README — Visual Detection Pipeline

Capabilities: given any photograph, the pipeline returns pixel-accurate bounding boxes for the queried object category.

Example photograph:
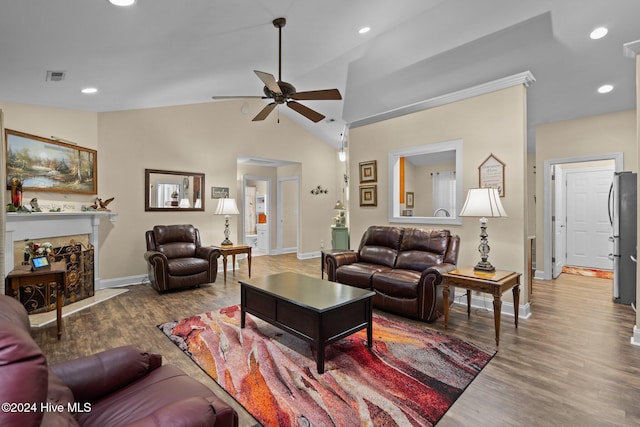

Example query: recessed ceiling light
[109,0,135,6]
[590,27,608,40]
[81,87,98,94]
[597,84,613,94]
[358,27,371,35]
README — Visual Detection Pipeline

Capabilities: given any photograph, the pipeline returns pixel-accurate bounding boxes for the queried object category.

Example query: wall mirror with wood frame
[145,169,205,212]
[388,139,463,225]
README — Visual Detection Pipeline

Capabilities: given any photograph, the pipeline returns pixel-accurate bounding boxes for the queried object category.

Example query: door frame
[542,153,622,280]
[241,175,272,254]
[276,176,300,255]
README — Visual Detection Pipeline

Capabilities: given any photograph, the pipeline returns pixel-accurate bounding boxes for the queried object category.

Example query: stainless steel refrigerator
[608,171,637,305]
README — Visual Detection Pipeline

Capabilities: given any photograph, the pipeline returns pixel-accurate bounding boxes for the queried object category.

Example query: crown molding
[623,40,640,58]
[349,71,536,129]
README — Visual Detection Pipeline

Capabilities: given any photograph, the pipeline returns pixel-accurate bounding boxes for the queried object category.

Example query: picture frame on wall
[359,185,377,207]
[359,160,377,183]
[478,153,505,197]
[5,129,97,195]
[406,191,414,208]
[211,187,229,199]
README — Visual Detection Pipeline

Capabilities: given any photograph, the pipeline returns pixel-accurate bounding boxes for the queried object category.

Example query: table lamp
[214,197,240,246]
[459,188,508,272]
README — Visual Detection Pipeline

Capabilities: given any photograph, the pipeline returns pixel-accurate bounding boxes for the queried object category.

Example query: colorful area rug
[562,265,613,279]
[158,305,495,427]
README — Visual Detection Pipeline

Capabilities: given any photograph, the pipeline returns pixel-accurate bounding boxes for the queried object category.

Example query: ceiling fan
[212,17,342,123]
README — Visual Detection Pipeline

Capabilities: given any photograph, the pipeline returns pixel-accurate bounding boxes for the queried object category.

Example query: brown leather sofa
[326,226,460,322]
[0,294,238,427]
[145,224,220,292]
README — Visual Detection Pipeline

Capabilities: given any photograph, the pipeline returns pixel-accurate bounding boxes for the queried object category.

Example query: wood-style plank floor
[33,254,640,426]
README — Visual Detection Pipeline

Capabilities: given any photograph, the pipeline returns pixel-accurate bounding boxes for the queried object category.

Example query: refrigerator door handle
[608,181,614,226]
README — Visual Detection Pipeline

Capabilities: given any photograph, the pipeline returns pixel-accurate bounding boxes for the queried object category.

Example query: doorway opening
[542,153,622,280]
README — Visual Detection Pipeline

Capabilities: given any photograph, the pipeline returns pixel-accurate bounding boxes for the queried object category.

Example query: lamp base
[473,260,495,272]
[220,239,234,246]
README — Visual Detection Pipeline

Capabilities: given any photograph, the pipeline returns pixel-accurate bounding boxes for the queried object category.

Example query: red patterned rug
[158,305,494,426]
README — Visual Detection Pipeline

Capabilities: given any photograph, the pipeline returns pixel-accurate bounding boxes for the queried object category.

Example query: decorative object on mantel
[478,153,506,197]
[29,198,41,212]
[310,185,328,195]
[90,197,115,211]
[359,160,377,183]
[459,188,508,272]
[5,129,97,195]
[10,177,23,208]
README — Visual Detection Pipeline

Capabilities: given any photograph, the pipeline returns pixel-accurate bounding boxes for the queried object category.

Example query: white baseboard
[534,269,546,280]
[97,274,148,290]
[631,326,640,347]
[298,251,321,260]
[451,290,532,319]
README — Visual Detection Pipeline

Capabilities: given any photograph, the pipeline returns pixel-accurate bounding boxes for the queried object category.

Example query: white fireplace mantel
[5,212,116,289]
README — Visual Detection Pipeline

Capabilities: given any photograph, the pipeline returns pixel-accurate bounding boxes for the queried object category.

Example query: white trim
[452,291,532,319]
[298,250,321,260]
[350,71,535,128]
[542,153,623,280]
[623,40,640,58]
[241,175,272,255]
[97,274,147,289]
[631,325,640,346]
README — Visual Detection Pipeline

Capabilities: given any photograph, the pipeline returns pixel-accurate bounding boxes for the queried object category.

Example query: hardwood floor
[33,254,640,426]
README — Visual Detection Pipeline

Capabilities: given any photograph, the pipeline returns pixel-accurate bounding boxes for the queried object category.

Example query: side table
[214,245,252,284]
[442,267,520,346]
[5,261,67,339]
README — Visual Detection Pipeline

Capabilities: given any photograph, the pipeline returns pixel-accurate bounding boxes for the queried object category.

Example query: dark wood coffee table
[240,272,375,374]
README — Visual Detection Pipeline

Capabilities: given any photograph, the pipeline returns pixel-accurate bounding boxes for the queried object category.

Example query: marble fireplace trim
[4,212,116,294]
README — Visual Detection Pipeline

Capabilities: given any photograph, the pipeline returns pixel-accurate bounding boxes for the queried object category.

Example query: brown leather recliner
[144,224,220,292]
[0,294,238,427]
[326,226,460,322]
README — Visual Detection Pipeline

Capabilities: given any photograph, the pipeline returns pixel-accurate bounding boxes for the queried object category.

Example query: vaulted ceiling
[1,0,638,151]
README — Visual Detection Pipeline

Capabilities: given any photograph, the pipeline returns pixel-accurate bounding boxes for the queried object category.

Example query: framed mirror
[145,169,205,212]
[388,139,463,225]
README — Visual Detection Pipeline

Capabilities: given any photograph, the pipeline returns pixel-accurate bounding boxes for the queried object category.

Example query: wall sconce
[310,185,328,195]
[338,125,347,162]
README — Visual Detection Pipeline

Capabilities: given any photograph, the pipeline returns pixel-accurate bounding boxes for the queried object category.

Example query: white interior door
[565,168,614,269]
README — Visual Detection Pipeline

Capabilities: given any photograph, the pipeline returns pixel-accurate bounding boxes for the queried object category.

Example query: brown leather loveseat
[0,294,238,426]
[326,226,460,322]
[145,224,220,292]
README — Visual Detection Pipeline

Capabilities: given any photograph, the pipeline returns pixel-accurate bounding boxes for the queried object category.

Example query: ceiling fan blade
[252,102,277,121]
[291,89,342,101]
[211,96,264,99]
[287,101,325,123]
[254,70,281,94]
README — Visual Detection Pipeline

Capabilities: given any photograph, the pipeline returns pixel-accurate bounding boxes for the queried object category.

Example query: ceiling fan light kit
[212,17,341,123]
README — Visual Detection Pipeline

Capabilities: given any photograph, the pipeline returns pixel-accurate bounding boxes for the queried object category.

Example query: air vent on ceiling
[46,70,66,82]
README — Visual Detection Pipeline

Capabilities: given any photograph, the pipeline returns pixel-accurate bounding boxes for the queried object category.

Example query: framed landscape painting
[5,129,97,194]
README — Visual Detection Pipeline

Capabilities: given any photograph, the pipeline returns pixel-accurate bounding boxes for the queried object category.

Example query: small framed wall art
[359,160,377,183]
[359,185,377,207]
[478,153,505,197]
[406,191,414,208]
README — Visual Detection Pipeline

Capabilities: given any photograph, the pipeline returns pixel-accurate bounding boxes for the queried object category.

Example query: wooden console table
[5,261,67,339]
[214,245,252,284]
[442,267,520,346]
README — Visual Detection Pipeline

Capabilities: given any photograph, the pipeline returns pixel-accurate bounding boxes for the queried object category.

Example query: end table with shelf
[5,261,67,339]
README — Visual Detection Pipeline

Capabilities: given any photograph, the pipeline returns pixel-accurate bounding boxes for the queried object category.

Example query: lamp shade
[459,188,508,218]
[214,198,239,215]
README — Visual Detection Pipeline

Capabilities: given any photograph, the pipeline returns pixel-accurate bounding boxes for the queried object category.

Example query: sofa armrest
[196,246,220,262]
[325,251,359,281]
[50,345,162,403]
[124,395,238,427]
[424,263,457,279]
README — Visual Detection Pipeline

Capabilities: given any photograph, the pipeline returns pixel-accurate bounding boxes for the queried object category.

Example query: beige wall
[2,100,340,282]
[534,110,637,277]
[349,85,529,300]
